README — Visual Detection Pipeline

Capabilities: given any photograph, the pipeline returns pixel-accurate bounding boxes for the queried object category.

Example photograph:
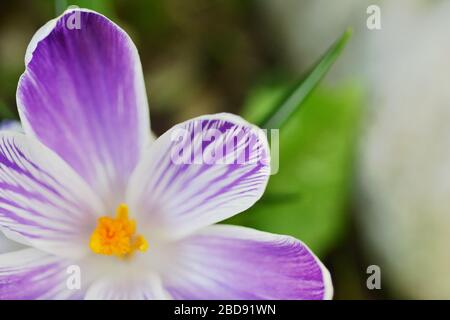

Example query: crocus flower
[0,8,332,300]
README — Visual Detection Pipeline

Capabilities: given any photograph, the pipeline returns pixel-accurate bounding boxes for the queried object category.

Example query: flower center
[89,203,148,258]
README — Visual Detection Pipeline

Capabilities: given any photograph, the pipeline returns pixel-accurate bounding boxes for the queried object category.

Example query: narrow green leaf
[260,28,352,129]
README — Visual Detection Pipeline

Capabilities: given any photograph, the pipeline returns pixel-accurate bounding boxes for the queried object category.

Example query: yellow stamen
[89,203,148,258]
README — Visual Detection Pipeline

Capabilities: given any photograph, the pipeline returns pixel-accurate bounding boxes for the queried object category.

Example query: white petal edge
[18,7,151,150]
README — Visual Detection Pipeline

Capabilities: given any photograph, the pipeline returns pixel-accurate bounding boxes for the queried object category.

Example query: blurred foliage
[227,83,363,256]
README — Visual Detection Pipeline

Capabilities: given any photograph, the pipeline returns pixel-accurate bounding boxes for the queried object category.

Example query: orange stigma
[89,203,148,258]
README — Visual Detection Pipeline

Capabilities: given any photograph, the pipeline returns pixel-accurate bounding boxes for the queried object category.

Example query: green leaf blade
[260,28,353,129]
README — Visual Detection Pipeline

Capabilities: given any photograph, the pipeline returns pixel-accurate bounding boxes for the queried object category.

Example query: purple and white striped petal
[127,113,270,239]
[0,248,81,299]
[162,225,332,300]
[0,132,103,258]
[17,9,151,207]
[85,274,168,300]
[0,120,26,254]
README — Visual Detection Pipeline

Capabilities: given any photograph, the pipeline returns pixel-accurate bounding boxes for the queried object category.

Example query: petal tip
[319,260,334,300]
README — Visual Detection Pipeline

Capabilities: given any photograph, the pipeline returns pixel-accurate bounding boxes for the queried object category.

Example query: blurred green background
[0,0,413,299]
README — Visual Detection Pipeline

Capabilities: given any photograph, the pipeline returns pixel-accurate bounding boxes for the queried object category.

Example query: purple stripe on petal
[17,9,151,206]
[127,113,270,238]
[162,225,332,300]
[0,132,103,258]
[0,248,82,300]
